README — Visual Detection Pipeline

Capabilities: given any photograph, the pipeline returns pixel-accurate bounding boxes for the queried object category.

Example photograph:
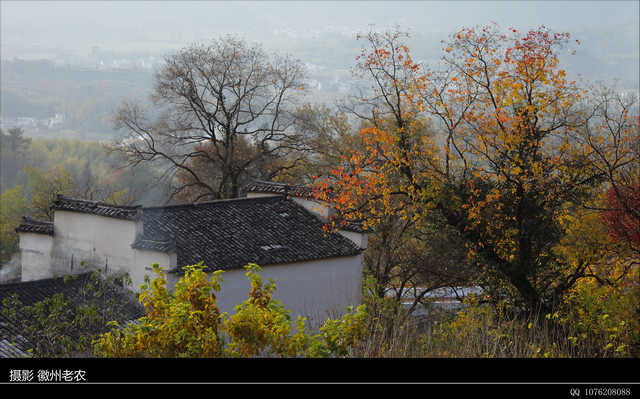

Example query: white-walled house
[15,182,368,321]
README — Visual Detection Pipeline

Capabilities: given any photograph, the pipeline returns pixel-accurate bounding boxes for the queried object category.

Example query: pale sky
[1,1,638,86]
[2,1,637,51]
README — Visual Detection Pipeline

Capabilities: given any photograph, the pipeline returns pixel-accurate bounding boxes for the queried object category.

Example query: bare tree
[112,36,309,201]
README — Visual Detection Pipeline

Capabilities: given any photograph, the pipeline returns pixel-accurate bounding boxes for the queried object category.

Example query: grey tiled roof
[0,273,145,358]
[0,338,30,358]
[15,217,53,235]
[51,195,141,220]
[131,237,176,252]
[245,180,316,198]
[245,181,368,233]
[138,196,362,272]
[334,218,370,233]
[24,191,363,273]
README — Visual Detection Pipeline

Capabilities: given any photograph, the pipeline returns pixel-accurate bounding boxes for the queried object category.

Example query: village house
[14,181,368,321]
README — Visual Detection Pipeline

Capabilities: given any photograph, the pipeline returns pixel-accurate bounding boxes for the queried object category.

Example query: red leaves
[602,184,640,248]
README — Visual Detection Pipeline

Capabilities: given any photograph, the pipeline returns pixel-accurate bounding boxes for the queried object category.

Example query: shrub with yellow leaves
[93,263,368,358]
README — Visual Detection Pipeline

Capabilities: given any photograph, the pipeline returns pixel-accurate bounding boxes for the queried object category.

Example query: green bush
[93,263,368,358]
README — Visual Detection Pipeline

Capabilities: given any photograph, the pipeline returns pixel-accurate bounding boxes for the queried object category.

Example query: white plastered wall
[166,254,364,326]
[131,249,176,291]
[19,209,179,289]
[19,232,54,282]
[246,192,280,198]
[49,210,138,278]
[49,210,177,289]
[291,197,334,222]
[337,229,368,249]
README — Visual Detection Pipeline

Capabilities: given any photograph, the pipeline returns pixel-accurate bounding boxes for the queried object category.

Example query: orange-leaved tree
[318,25,638,314]
[318,31,475,328]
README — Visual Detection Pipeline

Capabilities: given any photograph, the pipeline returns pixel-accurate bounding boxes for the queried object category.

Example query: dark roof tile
[139,196,362,272]
[0,338,30,358]
[334,218,370,233]
[245,181,367,232]
[15,217,53,235]
[0,273,144,357]
[51,195,140,220]
[131,237,176,252]
[244,180,315,198]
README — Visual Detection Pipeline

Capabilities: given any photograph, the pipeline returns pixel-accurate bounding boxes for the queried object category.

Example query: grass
[348,298,637,358]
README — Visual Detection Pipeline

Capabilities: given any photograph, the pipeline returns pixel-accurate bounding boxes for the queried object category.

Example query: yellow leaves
[328,25,639,323]
[557,142,571,153]
[466,248,476,260]
[563,263,639,357]
[530,161,544,178]
[485,189,501,203]
[94,263,370,358]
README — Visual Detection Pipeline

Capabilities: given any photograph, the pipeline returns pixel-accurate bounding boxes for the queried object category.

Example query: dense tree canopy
[0,185,27,265]
[317,25,639,313]
[0,128,31,191]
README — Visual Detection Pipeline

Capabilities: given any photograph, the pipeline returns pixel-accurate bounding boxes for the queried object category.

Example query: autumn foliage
[93,263,368,358]
[602,184,640,250]
[316,24,639,314]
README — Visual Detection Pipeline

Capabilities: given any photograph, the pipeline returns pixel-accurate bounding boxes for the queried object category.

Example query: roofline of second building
[15,216,54,235]
[167,251,364,274]
[141,195,285,211]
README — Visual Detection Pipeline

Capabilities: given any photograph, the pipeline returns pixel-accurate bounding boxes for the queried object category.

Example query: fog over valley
[1,1,638,139]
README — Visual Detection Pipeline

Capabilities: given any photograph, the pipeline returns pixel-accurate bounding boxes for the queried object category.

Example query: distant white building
[386,286,485,316]
[15,182,368,321]
[48,113,64,129]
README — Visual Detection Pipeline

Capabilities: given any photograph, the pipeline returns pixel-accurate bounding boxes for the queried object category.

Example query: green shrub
[93,263,368,358]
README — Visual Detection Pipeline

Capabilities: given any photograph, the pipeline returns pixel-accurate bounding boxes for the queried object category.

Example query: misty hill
[1,59,153,138]
[2,25,637,142]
